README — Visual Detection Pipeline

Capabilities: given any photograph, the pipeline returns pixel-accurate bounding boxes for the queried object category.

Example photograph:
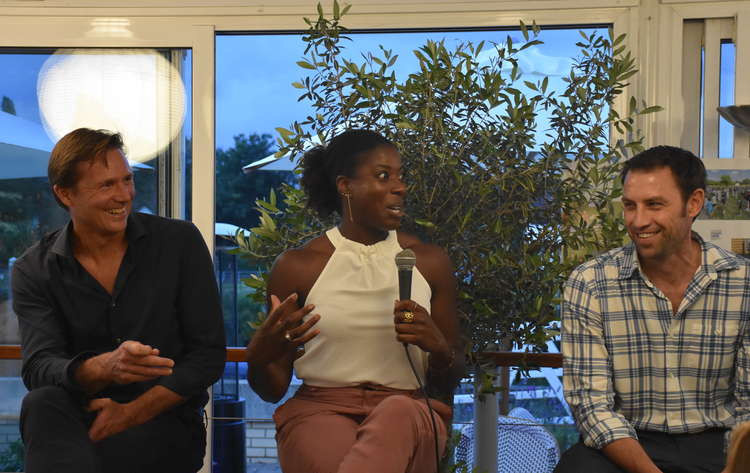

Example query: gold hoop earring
[342,192,354,222]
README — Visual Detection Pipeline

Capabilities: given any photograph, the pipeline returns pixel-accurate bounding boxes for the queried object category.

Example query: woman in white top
[245,130,463,473]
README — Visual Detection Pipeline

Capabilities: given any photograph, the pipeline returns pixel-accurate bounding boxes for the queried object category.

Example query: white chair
[455,407,560,473]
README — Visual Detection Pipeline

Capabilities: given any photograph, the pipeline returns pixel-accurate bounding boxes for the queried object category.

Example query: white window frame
[1,1,748,472]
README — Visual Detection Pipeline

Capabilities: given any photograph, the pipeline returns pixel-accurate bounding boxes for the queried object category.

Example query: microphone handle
[398,268,412,301]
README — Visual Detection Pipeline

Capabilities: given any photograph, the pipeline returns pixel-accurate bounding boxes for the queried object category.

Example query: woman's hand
[246,293,320,366]
[393,299,450,359]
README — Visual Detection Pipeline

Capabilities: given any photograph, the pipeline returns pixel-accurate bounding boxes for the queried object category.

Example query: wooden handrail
[478,351,563,368]
[0,344,21,360]
[227,347,245,363]
[0,345,562,368]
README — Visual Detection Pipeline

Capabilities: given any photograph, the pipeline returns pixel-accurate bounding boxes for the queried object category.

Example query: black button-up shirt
[12,212,226,409]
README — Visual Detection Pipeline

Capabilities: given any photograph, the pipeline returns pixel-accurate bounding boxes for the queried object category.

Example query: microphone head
[395,248,416,271]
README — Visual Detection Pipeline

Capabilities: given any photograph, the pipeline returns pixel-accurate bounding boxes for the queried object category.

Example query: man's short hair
[620,145,706,202]
[48,128,125,209]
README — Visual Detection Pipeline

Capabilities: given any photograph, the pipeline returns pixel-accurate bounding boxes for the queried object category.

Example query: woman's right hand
[245,293,320,366]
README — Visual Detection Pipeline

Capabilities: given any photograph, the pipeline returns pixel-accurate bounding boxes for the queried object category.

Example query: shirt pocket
[683,319,740,380]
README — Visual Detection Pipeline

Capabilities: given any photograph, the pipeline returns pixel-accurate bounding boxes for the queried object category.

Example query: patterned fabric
[455,407,560,473]
[562,234,750,450]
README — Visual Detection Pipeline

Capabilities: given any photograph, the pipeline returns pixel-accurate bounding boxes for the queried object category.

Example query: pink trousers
[273,384,452,473]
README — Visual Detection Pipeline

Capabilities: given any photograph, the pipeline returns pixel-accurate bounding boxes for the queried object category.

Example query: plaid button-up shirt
[562,235,750,449]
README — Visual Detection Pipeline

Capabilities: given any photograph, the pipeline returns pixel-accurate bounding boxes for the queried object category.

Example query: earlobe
[335,175,350,196]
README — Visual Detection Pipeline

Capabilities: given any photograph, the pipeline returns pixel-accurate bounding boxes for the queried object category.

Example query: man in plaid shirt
[555,146,749,473]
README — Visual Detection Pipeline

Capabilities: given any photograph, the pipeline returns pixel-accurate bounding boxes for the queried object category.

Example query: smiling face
[338,144,406,232]
[54,148,135,239]
[622,166,703,264]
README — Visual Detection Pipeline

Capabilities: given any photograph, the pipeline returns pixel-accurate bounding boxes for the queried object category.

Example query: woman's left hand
[393,299,451,358]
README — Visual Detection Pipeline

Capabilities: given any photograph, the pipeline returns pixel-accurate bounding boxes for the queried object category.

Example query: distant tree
[741,178,750,186]
[0,438,23,472]
[0,190,29,265]
[215,133,295,230]
[0,179,66,266]
[1,96,16,115]
[0,179,67,302]
[720,174,733,186]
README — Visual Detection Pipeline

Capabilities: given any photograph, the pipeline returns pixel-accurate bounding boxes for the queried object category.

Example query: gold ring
[284,332,292,341]
[402,311,414,323]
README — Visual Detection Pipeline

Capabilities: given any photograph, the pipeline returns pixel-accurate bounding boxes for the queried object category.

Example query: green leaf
[257,199,279,213]
[395,121,416,129]
[275,127,293,139]
[414,219,436,228]
[296,60,316,70]
[520,21,529,41]
[518,39,543,52]
[639,105,663,115]
[291,81,305,89]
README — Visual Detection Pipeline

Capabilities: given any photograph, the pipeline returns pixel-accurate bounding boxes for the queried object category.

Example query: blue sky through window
[0,49,192,173]
[216,27,607,170]
[719,40,736,158]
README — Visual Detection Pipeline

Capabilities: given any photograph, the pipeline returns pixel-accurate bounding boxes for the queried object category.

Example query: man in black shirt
[12,128,226,473]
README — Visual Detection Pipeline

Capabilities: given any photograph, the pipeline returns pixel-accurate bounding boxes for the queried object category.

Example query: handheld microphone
[395,248,416,301]
[394,248,441,472]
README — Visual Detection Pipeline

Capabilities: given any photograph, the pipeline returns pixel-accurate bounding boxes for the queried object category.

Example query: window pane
[0,360,25,473]
[215,26,606,342]
[0,48,191,473]
[718,39,735,158]
[214,26,605,471]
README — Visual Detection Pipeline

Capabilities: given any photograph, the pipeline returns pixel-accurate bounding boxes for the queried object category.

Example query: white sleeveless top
[294,227,432,389]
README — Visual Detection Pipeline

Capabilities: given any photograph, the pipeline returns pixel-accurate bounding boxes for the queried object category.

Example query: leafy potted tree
[234,2,660,470]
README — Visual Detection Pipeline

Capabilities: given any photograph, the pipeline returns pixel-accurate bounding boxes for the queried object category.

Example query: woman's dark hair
[300,129,393,217]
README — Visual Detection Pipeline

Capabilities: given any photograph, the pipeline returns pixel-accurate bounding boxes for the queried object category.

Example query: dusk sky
[215,27,602,169]
[0,26,737,172]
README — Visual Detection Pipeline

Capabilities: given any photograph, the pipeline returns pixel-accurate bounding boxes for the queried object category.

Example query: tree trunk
[473,367,499,473]
[473,338,513,472]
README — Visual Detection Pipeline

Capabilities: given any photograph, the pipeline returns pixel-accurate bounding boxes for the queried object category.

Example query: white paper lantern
[37,49,186,162]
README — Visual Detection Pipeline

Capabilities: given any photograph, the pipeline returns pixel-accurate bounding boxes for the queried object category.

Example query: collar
[50,212,148,258]
[617,231,741,280]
